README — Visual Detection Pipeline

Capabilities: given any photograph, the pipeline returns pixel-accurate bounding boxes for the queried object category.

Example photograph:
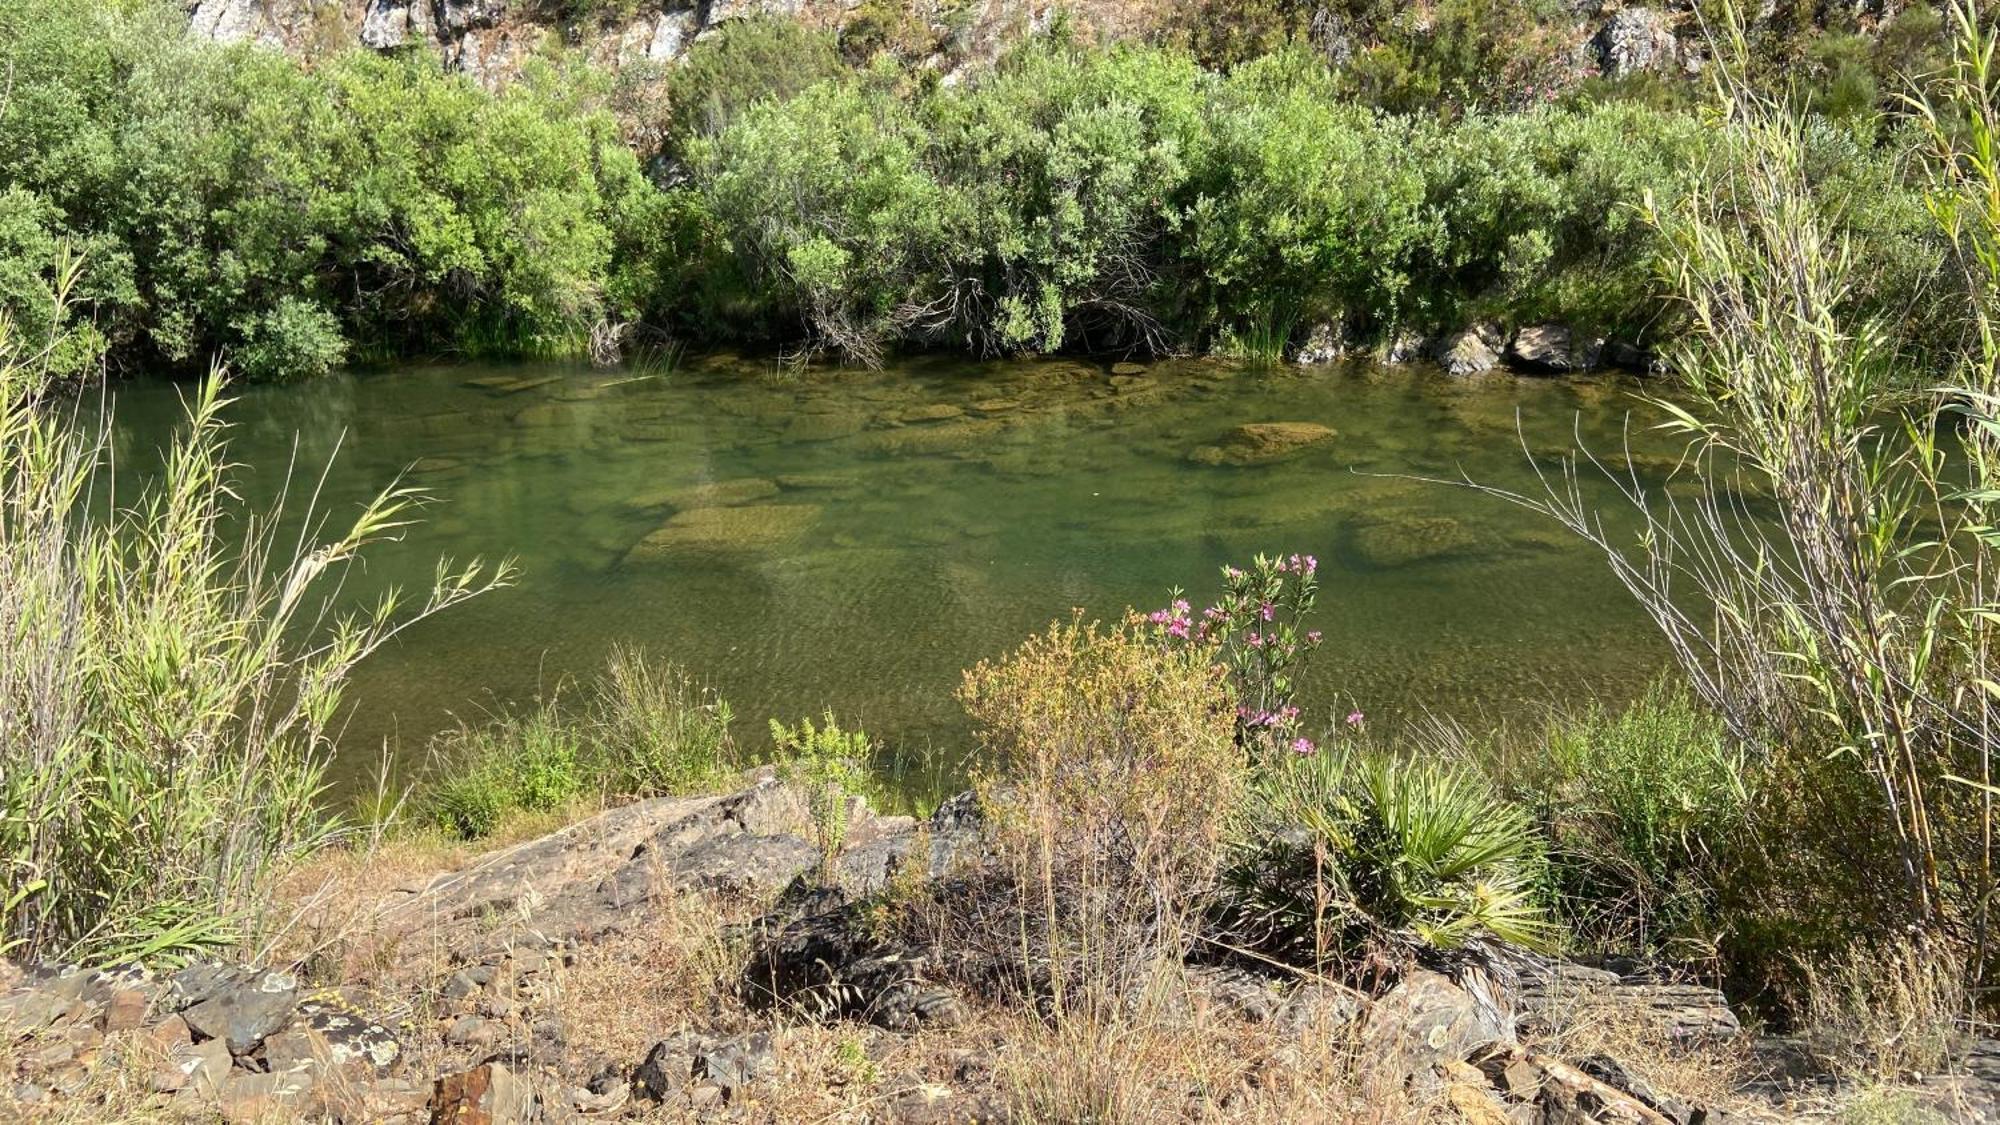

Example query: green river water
[103,353,1683,791]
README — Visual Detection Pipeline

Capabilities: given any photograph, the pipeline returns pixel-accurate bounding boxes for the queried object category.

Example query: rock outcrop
[2,777,1988,1122]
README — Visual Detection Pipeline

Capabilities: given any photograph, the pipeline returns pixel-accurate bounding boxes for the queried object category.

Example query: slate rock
[180,968,299,1056]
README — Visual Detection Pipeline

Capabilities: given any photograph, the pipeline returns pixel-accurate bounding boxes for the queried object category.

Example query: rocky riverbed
[3,776,1994,1122]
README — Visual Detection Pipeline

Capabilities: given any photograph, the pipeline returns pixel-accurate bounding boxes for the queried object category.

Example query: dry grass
[1530,989,1754,1112]
[1802,939,1969,1081]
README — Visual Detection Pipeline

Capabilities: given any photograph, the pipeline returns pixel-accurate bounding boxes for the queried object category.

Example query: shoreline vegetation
[0,0,1967,382]
[4,0,2000,1121]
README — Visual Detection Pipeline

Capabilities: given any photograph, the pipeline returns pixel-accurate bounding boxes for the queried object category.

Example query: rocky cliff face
[179,0,1069,84]
[181,0,1712,89]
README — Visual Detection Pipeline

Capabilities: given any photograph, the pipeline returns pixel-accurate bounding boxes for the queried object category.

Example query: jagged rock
[1357,970,1511,1097]
[1383,332,1432,364]
[430,1061,540,1124]
[1188,422,1337,467]
[360,0,433,48]
[649,9,702,60]
[263,1001,403,1073]
[439,0,508,34]
[742,897,963,1031]
[217,1067,317,1123]
[186,0,285,46]
[1593,7,1680,76]
[1439,325,1503,376]
[1515,958,1741,1042]
[155,1036,231,1096]
[1293,323,1348,365]
[1510,324,1582,372]
[177,967,299,1057]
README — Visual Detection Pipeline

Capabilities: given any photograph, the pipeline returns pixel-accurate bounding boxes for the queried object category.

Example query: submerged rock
[784,411,869,442]
[622,503,822,562]
[1348,515,1485,568]
[1189,422,1337,467]
[622,477,780,513]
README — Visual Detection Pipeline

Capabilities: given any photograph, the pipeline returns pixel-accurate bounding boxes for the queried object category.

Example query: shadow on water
[99,353,1682,793]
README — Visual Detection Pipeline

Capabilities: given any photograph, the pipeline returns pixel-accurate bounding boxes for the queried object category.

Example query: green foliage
[1519,685,1749,958]
[0,0,651,379]
[0,263,507,962]
[425,650,740,841]
[592,646,735,797]
[1229,748,1550,966]
[665,16,845,150]
[427,705,589,839]
[769,711,871,862]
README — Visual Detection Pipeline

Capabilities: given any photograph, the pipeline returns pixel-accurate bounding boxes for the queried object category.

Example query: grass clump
[423,648,738,841]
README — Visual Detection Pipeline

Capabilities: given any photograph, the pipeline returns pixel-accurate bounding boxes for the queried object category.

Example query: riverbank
[2,772,1991,1123]
[0,0,1957,384]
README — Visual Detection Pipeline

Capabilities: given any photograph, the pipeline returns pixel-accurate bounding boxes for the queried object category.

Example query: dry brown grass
[1529,989,1753,1113]
[1802,938,1970,1082]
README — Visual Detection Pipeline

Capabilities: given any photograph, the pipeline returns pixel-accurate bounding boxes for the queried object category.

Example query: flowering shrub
[1146,553,1326,758]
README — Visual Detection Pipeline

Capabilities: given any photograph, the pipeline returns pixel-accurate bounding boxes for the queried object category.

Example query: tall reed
[0,259,510,964]
[1478,0,2000,993]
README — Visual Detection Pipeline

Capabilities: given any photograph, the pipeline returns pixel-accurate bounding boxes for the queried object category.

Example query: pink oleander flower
[1345,710,1365,727]
[1167,620,1190,639]
[1291,737,1316,755]
[1171,599,1191,615]
[1260,602,1275,621]
[1306,630,1323,644]
[1247,632,1265,648]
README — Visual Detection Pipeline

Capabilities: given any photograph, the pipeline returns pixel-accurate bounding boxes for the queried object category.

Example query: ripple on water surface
[103,354,1679,789]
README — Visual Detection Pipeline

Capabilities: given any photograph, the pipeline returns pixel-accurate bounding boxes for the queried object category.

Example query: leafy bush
[957,615,1244,999]
[1227,747,1550,967]
[1147,553,1326,757]
[664,16,845,151]
[769,711,872,865]
[0,0,653,378]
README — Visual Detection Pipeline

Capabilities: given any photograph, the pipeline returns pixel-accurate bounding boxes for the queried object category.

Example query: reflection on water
[103,353,1682,789]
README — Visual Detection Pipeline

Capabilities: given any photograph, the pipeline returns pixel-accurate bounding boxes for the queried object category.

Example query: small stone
[157,1036,231,1096]
[217,1067,317,1124]
[444,967,493,1000]
[104,986,149,1032]
[430,1062,540,1125]
[686,1082,724,1109]
[694,1031,775,1094]
[633,1035,695,1101]
[447,1015,503,1049]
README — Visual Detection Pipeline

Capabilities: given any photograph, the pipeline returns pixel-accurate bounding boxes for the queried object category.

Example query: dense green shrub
[1512,685,1749,959]
[0,0,652,379]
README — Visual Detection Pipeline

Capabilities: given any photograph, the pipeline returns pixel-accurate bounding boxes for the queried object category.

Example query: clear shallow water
[102,353,1681,790]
